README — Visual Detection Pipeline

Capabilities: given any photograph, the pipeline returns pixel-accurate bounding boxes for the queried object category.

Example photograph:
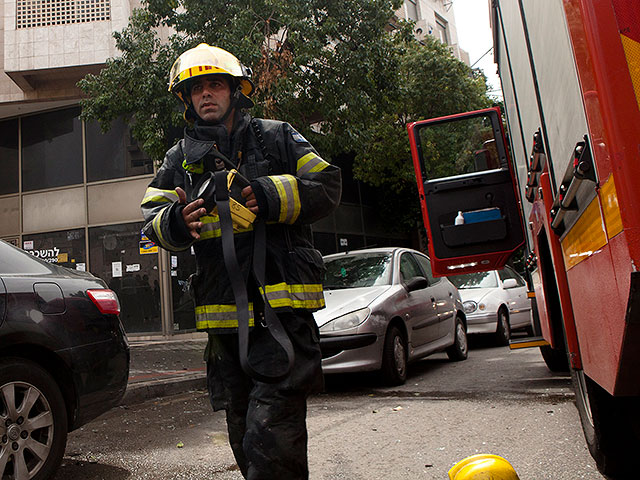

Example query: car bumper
[465,312,498,334]
[319,333,381,374]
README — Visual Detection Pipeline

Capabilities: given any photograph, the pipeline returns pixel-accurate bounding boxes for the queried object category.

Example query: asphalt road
[53,336,604,479]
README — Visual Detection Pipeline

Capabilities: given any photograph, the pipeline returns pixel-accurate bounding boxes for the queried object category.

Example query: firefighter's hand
[241,186,259,214]
[176,187,206,240]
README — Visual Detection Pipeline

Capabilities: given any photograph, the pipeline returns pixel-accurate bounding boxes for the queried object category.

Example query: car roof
[322,247,425,260]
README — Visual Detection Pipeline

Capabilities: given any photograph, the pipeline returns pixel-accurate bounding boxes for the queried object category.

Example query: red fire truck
[407,1,640,477]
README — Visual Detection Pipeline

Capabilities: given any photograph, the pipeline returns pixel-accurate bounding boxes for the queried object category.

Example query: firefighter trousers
[205,311,324,480]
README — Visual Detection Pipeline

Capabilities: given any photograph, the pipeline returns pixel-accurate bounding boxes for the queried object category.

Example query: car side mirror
[503,278,518,289]
[406,276,429,292]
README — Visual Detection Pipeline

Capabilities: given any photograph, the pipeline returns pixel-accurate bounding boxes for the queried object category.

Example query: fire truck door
[407,107,525,277]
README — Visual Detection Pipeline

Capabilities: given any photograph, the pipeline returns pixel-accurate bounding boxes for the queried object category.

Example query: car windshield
[448,271,498,289]
[323,253,392,289]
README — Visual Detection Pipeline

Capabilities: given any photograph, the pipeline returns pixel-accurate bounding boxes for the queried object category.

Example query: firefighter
[140,43,342,479]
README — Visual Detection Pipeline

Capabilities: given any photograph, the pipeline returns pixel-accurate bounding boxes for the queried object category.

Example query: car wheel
[380,325,407,386]
[539,344,569,372]
[0,358,68,480]
[446,316,468,361]
[495,308,510,346]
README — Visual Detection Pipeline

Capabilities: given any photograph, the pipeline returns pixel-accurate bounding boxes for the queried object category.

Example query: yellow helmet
[168,43,254,109]
[448,454,520,480]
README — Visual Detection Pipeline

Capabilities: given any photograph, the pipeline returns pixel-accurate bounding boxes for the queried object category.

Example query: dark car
[0,239,130,479]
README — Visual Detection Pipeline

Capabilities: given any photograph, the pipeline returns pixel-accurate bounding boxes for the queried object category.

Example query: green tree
[78,0,491,234]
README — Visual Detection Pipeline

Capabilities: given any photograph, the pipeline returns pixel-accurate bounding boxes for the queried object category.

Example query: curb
[121,373,207,406]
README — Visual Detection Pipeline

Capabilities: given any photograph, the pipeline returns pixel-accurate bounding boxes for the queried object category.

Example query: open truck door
[407,107,526,277]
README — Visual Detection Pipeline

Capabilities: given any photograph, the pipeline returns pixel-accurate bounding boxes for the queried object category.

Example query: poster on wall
[139,232,158,255]
[112,261,123,278]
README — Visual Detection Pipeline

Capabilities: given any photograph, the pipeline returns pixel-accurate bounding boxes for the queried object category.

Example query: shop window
[89,222,161,334]
[86,118,153,182]
[22,107,83,191]
[0,119,19,195]
[22,228,86,270]
[169,250,196,332]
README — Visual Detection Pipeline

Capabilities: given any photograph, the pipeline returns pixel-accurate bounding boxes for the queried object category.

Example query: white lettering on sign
[125,264,141,273]
[26,247,60,263]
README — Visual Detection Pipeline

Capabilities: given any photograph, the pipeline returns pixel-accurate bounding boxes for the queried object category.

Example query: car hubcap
[457,323,468,355]
[393,336,406,376]
[0,382,54,480]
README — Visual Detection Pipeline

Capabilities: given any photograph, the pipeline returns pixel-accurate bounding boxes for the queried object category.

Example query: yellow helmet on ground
[168,43,255,113]
[448,454,520,480]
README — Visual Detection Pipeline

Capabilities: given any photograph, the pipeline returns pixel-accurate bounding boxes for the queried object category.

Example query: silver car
[315,247,467,385]
[448,266,533,345]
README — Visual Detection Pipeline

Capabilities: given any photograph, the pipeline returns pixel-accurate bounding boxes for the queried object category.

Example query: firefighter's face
[189,75,232,124]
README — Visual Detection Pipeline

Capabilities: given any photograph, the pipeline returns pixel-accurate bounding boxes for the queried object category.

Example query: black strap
[214,171,294,383]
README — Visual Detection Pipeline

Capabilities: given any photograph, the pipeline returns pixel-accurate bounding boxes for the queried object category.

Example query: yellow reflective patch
[600,175,623,239]
[561,196,607,270]
[620,34,640,111]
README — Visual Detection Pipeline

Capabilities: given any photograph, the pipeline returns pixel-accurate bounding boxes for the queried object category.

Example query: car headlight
[319,308,370,333]
[463,301,477,314]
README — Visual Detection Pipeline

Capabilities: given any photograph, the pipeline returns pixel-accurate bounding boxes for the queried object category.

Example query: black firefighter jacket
[140,113,342,333]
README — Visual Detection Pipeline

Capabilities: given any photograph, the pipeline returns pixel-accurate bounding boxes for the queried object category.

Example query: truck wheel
[572,369,640,478]
[0,358,68,480]
[495,309,510,346]
[446,316,468,361]
[380,325,407,386]
[539,343,569,372]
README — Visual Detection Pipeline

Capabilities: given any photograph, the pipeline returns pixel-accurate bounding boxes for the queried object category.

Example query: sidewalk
[122,336,209,405]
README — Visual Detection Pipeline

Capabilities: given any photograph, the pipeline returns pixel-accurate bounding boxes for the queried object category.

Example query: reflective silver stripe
[269,175,301,224]
[260,283,325,309]
[195,303,254,329]
[296,152,330,176]
[142,187,179,205]
[200,215,221,239]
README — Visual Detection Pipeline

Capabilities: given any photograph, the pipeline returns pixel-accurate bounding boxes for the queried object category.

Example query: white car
[314,247,467,385]
[447,266,532,345]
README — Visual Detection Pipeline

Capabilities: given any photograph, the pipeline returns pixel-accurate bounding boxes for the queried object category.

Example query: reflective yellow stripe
[195,303,255,329]
[561,196,607,270]
[270,175,301,224]
[151,206,181,251]
[259,282,325,309]
[620,34,640,110]
[600,175,623,239]
[296,152,330,176]
[182,159,204,174]
[142,187,178,205]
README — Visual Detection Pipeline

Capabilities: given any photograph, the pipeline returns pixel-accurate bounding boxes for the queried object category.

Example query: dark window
[86,118,153,182]
[313,232,337,255]
[414,253,436,284]
[0,119,18,195]
[22,107,83,191]
[170,250,196,332]
[89,222,161,334]
[399,252,422,282]
[22,228,86,270]
[0,240,50,274]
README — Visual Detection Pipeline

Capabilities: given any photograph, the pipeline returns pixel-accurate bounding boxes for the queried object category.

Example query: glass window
[22,228,86,270]
[406,0,418,21]
[89,222,161,334]
[399,252,422,282]
[499,266,526,287]
[435,15,449,45]
[170,250,196,332]
[86,118,153,182]
[0,240,51,275]
[414,253,436,284]
[22,108,83,191]
[0,119,18,195]
[449,270,499,289]
[323,252,392,289]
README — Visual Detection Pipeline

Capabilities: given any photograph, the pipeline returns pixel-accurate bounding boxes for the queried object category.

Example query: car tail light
[87,289,121,315]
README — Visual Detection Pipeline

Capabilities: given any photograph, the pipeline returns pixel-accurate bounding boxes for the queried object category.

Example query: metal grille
[16,0,111,29]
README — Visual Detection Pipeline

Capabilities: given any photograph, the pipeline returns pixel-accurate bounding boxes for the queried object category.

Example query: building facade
[0,0,464,338]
